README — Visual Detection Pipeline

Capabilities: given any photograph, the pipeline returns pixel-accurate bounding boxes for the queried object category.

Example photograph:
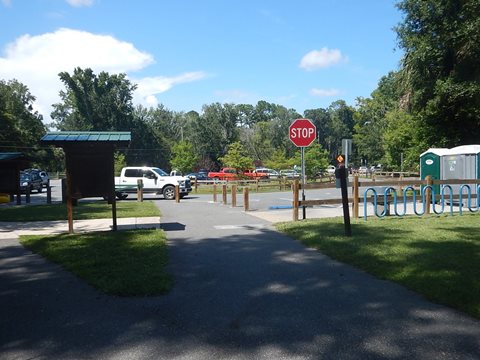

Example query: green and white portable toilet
[420,148,450,194]
[420,145,480,195]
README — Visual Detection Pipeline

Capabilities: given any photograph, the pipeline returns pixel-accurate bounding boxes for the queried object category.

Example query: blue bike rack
[364,184,462,220]
[458,184,480,215]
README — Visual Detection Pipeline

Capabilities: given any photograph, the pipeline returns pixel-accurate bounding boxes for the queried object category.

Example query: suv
[20,171,43,193]
[24,169,50,187]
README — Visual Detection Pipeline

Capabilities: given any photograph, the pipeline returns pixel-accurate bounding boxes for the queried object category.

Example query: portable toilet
[420,148,451,194]
[420,145,480,195]
[442,145,480,195]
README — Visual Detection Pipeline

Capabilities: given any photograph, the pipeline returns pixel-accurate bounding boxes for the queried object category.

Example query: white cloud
[310,88,341,97]
[0,28,205,122]
[1,0,11,6]
[66,0,94,7]
[299,47,345,71]
[133,72,208,107]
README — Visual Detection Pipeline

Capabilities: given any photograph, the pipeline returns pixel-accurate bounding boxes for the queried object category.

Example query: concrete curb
[0,216,161,239]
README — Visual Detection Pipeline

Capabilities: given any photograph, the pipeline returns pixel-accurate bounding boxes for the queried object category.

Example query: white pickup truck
[114,167,192,200]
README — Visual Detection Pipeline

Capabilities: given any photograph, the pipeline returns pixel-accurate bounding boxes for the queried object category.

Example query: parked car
[279,169,300,179]
[19,171,43,193]
[24,169,50,187]
[326,165,336,175]
[358,166,369,174]
[254,168,280,179]
[186,172,211,181]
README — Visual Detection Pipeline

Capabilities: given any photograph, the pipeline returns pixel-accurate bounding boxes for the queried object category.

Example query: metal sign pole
[301,146,306,220]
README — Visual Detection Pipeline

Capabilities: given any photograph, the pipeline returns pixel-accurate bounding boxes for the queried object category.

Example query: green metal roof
[41,131,131,144]
[0,152,26,162]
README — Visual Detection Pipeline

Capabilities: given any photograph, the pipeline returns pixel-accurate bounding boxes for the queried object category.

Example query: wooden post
[256,179,259,192]
[25,186,31,204]
[67,196,74,234]
[61,178,67,204]
[109,153,117,232]
[194,179,198,193]
[338,167,352,236]
[426,175,432,215]
[231,184,237,207]
[213,184,217,202]
[353,175,359,219]
[293,179,299,221]
[137,179,144,202]
[175,185,180,203]
[243,187,249,211]
[46,185,52,204]
[222,184,227,205]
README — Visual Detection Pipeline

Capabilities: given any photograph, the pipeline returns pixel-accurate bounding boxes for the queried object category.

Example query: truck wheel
[116,193,128,200]
[163,185,175,200]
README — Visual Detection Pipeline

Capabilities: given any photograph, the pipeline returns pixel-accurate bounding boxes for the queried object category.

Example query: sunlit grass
[0,201,160,222]
[20,229,171,296]
[276,214,480,318]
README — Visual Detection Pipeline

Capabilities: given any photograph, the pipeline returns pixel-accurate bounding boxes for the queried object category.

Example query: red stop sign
[289,118,317,147]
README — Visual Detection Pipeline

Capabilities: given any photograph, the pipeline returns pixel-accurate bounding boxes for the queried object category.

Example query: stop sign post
[289,118,317,147]
[289,118,316,220]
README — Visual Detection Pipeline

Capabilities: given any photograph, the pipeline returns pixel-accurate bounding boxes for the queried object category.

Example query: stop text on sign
[290,127,315,139]
[289,118,317,147]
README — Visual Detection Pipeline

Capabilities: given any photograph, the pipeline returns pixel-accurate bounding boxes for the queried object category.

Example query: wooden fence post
[222,184,227,205]
[231,184,237,207]
[353,175,359,219]
[293,179,299,221]
[213,184,217,202]
[243,187,249,211]
[137,179,143,202]
[46,185,52,204]
[175,185,180,203]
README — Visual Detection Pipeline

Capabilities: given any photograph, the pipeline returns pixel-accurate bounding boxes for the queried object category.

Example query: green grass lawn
[276,214,480,319]
[0,200,160,222]
[20,229,172,296]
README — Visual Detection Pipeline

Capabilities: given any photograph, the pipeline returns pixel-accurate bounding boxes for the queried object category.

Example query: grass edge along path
[20,229,172,296]
[0,201,160,222]
[275,214,480,319]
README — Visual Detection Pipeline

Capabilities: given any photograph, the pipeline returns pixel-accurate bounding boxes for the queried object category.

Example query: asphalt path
[1,194,480,359]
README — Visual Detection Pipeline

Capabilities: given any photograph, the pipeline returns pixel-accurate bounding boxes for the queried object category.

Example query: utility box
[420,145,480,195]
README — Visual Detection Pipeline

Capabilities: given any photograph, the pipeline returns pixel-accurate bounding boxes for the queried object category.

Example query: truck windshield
[152,168,169,177]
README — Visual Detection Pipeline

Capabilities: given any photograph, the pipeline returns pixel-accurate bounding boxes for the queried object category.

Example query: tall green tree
[263,149,296,170]
[293,143,329,177]
[0,79,47,165]
[170,141,198,174]
[218,141,254,170]
[325,100,355,160]
[353,72,401,167]
[51,67,137,131]
[396,0,480,146]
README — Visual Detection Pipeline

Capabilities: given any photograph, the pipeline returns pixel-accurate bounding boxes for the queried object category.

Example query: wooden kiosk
[41,131,131,233]
[0,152,29,204]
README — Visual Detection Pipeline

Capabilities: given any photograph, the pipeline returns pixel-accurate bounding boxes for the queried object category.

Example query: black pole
[336,166,352,236]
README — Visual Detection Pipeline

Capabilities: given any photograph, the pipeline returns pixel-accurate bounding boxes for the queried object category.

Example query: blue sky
[0,0,404,122]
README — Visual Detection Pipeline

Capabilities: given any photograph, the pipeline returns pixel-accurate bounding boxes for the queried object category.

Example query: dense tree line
[2,0,478,174]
